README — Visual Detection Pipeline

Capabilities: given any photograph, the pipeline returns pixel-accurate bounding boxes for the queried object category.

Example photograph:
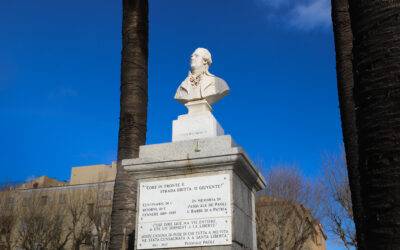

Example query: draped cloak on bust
[174,72,229,105]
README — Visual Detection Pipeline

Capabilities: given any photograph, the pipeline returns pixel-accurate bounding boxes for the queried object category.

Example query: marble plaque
[137,174,232,249]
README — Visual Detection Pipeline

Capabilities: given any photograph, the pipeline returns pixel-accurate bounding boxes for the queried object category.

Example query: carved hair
[195,48,212,66]
[191,48,214,76]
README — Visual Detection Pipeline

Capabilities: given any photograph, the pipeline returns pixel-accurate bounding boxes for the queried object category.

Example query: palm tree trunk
[330,0,365,248]
[109,0,148,249]
[348,1,400,248]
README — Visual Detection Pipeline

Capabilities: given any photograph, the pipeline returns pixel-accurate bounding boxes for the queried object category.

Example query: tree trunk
[348,0,400,248]
[109,0,148,249]
[330,0,365,248]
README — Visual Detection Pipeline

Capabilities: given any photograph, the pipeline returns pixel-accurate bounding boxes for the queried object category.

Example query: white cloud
[257,0,331,31]
[289,0,331,30]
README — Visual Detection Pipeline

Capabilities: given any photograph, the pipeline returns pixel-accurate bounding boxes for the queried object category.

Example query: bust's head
[190,48,212,74]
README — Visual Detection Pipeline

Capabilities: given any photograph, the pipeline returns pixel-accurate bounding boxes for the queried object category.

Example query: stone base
[172,100,224,142]
[123,136,265,250]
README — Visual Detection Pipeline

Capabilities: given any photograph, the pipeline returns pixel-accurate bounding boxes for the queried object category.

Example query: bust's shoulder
[212,76,229,92]
[178,76,191,89]
[214,76,226,84]
[203,74,226,84]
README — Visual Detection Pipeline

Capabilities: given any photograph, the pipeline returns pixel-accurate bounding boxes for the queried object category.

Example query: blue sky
[0,0,347,248]
[1,0,340,180]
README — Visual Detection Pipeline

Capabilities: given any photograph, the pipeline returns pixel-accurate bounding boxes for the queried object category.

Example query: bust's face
[190,50,205,70]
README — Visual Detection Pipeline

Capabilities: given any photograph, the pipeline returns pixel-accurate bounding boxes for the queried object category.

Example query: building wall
[256,196,327,250]
[70,162,116,185]
[0,164,116,250]
[1,182,114,250]
[20,176,66,189]
[303,223,327,250]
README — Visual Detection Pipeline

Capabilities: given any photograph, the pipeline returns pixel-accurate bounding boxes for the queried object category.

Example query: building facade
[256,196,327,250]
[0,163,116,250]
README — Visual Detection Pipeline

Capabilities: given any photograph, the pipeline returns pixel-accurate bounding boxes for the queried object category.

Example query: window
[59,194,66,204]
[6,197,15,206]
[40,195,48,206]
[84,232,93,246]
[23,197,29,207]
[102,191,113,200]
[87,203,94,217]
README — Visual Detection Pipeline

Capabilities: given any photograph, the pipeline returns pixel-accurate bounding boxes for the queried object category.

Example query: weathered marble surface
[172,107,224,142]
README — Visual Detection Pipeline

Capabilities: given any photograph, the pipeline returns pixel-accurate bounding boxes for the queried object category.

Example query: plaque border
[135,172,233,249]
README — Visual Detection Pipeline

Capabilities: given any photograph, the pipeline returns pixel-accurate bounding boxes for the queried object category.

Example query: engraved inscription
[137,174,231,249]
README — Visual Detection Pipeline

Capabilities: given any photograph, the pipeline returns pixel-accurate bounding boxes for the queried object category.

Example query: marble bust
[174,48,229,105]
[172,48,227,141]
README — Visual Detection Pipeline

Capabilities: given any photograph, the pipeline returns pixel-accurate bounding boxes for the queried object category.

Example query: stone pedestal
[172,100,224,142]
[123,135,265,250]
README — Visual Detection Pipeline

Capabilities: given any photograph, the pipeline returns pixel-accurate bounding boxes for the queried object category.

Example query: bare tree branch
[257,165,325,249]
[322,151,357,248]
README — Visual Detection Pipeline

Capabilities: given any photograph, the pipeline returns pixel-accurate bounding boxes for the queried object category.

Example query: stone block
[172,111,224,142]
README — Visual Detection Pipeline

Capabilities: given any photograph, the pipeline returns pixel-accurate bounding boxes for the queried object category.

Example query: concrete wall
[70,162,116,185]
